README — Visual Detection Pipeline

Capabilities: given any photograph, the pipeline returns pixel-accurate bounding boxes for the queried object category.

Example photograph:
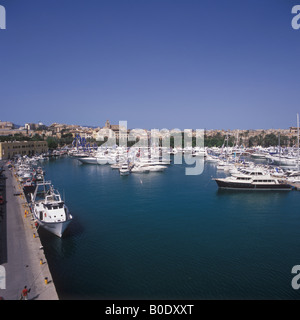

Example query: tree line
[0,131,297,149]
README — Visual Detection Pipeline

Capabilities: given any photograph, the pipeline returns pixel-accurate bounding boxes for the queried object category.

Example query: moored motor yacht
[30,181,73,237]
[131,165,150,173]
[77,156,98,164]
[213,174,291,190]
[119,164,130,176]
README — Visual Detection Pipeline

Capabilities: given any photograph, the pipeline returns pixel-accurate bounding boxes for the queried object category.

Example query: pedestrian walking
[20,286,30,300]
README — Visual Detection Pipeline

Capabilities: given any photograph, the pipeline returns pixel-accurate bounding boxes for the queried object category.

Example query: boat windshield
[44,202,64,209]
[45,194,61,202]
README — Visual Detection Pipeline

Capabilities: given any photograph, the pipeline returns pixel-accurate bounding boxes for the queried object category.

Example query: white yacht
[146,165,167,172]
[111,163,122,169]
[131,165,150,173]
[251,152,268,159]
[135,157,169,169]
[267,155,299,166]
[30,181,73,237]
[205,155,219,162]
[119,164,130,176]
[77,156,98,164]
[213,174,291,190]
[213,167,291,190]
[216,160,227,170]
[97,154,114,165]
[231,167,269,178]
[192,148,207,157]
[77,152,115,165]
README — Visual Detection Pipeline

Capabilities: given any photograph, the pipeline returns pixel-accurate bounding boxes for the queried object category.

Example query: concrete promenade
[0,165,58,300]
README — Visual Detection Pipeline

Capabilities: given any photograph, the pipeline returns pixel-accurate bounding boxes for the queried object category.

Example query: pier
[0,164,58,300]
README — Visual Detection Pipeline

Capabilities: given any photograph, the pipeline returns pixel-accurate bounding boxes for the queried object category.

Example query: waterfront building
[0,141,48,160]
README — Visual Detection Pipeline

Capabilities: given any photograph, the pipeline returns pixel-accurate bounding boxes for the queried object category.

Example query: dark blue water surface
[38,157,300,299]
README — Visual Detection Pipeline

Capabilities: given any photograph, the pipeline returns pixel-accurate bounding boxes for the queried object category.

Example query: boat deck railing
[36,180,52,186]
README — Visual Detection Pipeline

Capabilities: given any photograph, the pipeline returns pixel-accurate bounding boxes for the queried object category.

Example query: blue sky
[0,0,300,130]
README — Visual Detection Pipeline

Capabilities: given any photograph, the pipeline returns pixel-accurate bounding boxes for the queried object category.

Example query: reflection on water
[216,188,290,208]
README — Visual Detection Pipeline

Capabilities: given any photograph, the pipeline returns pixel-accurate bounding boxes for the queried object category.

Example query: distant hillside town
[0,120,299,149]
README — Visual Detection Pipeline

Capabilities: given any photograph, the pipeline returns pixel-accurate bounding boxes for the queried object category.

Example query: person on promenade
[20,286,30,300]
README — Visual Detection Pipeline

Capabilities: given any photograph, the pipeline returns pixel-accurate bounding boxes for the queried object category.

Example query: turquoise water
[38,157,300,299]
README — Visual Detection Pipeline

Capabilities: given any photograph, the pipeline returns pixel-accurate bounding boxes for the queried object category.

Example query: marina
[3,144,300,299]
[0,0,300,304]
[1,0,300,303]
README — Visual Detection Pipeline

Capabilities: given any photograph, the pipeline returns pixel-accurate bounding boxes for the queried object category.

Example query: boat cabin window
[46,196,54,202]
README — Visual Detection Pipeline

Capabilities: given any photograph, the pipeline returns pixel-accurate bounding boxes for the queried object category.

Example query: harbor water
[38,156,300,299]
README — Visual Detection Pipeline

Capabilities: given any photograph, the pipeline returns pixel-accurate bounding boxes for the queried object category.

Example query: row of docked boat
[249,146,300,167]
[70,145,246,162]
[9,156,73,237]
[117,161,169,176]
[212,158,300,190]
[69,143,300,179]
[70,146,172,175]
[13,158,46,194]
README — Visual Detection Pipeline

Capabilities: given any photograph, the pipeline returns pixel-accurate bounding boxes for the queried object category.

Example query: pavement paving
[0,164,58,300]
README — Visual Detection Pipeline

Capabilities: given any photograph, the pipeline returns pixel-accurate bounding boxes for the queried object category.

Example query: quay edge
[0,162,59,300]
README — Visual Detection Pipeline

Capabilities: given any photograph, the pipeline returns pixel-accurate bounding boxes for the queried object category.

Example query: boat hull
[77,157,98,164]
[131,169,150,173]
[120,171,130,176]
[23,185,36,195]
[147,166,166,172]
[214,179,292,190]
[35,217,72,237]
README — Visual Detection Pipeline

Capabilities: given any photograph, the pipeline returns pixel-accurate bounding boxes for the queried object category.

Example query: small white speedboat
[119,164,130,176]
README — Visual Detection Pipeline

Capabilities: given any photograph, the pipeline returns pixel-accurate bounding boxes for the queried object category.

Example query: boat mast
[226,132,229,163]
[278,133,281,166]
[297,113,299,170]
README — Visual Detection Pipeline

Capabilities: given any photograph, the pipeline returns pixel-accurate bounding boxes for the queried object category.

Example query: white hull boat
[77,157,98,164]
[145,165,167,172]
[119,164,130,175]
[31,181,73,237]
[38,219,72,238]
[131,165,150,173]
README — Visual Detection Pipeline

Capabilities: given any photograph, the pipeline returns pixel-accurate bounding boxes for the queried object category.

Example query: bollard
[33,233,36,238]
[44,277,48,285]
[40,258,43,265]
